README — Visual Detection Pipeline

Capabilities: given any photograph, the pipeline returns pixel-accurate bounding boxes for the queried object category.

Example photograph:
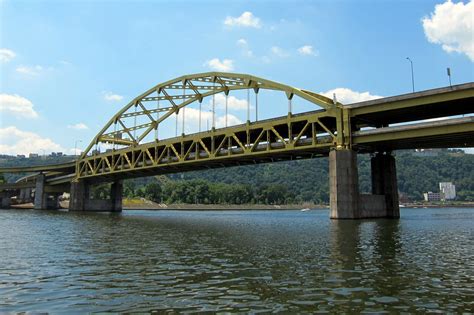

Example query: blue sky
[1,0,473,155]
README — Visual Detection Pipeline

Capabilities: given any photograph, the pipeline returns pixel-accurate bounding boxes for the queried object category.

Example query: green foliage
[144,182,162,202]
[90,183,110,199]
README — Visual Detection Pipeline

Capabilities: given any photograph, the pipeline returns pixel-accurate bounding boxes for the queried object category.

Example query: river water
[0,208,472,313]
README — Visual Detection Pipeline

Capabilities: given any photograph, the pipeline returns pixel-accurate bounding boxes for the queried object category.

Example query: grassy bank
[123,198,324,210]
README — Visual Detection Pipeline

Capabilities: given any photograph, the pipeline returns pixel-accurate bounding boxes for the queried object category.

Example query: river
[0,208,472,313]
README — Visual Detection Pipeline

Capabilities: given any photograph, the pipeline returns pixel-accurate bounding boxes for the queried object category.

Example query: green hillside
[161,149,473,203]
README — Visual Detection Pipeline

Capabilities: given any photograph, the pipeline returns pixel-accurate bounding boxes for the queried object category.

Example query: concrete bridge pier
[329,149,360,219]
[34,174,60,210]
[19,188,33,204]
[69,180,122,212]
[329,149,399,219]
[371,152,400,218]
[0,192,12,208]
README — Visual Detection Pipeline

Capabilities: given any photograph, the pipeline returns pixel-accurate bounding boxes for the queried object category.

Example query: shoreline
[122,199,324,210]
[6,200,474,211]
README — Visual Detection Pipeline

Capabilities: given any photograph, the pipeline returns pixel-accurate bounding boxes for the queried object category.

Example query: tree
[145,182,162,202]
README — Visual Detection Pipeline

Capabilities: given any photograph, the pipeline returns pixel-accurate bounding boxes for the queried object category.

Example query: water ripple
[0,208,472,312]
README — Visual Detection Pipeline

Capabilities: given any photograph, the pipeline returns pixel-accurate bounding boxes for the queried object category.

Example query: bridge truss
[78,72,350,181]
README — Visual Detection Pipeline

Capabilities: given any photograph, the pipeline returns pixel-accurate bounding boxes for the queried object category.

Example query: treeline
[2,149,473,203]
[122,180,295,204]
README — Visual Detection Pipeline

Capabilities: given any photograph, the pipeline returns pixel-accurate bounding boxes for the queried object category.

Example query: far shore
[5,199,474,211]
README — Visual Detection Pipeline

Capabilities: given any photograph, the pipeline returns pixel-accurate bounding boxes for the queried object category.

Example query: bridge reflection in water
[1,73,473,219]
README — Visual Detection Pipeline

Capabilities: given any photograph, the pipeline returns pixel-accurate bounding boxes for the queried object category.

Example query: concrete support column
[19,189,27,203]
[110,180,123,212]
[329,149,360,219]
[1,195,11,208]
[371,153,400,218]
[34,174,47,210]
[69,180,122,212]
[18,188,32,204]
[69,181,89,211]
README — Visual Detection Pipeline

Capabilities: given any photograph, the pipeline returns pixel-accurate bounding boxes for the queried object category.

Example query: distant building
[29,153,39,158]
[412,149,441,157]
[16,154,26,158]
[439,182,456,200]
[50,152,57,157]
[56,152,63,156]
[424,191,442,202]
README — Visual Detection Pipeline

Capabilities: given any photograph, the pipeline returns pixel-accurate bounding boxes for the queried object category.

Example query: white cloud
[213,93,249,111]
[16,65,44,76]
[216,114,242,127]
[204,58,235,71]
[177,107,242,133]
[67,122,88,130]
[237,38,247,46]
[320,88,383,104]
[0,126,66,156]
[422,0,474,61]
[0,48,16,62]
[271,46,289,57]
[224,11,262,28]
[297,45,318,56]
[237,38,253,57]
[103,92,124,102]
[0,94,39,119]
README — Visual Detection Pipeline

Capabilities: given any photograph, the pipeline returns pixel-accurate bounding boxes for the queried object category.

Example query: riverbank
[122,198,323,210]
[402,202,474,208]
[6,199,474,210]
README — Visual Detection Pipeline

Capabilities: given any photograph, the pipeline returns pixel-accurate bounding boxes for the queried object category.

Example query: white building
[439,182,456,200]
[424,192,442,202]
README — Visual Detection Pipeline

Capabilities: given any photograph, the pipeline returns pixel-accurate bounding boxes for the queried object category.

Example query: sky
[0,0,473,155]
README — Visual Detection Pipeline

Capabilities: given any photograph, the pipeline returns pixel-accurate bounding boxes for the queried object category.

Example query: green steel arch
[82,72,336,157]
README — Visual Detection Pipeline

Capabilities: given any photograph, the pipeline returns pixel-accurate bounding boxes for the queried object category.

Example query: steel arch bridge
[1,72,473,219]
[77,72,348,182]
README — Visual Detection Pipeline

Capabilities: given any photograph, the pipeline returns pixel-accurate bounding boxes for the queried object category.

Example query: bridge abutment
[329,149,399,219]
[69,180,122,212]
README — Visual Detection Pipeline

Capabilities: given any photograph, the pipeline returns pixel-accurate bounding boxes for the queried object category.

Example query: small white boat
[300,208,311,212]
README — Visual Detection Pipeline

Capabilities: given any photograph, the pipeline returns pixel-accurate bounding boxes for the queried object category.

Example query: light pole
[406,57,415,93]
[447,67,452,87]
[74,140,82,157]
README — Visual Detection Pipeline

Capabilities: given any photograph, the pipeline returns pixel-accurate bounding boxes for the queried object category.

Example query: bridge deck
[0,161,76,174]
[348,83,473,126]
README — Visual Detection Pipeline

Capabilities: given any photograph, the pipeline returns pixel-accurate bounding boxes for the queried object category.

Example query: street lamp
[406,57,415,93]
[74,140,82,157]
